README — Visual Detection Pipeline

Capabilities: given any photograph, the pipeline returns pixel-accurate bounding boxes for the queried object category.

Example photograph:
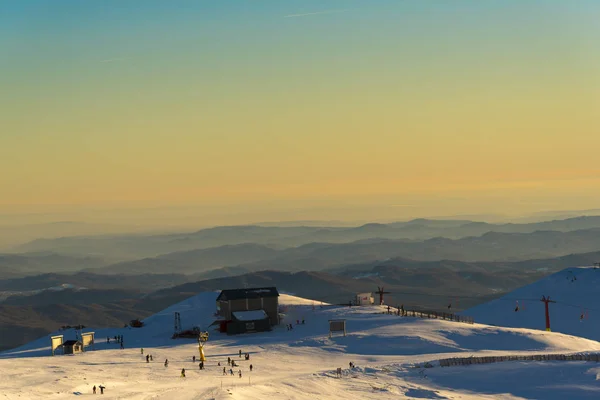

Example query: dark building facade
[226,310,272,335]
[62,340,83,354]
[216,287,279,326]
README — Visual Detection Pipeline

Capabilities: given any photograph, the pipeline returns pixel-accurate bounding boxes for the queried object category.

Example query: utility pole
[540,296,556,332]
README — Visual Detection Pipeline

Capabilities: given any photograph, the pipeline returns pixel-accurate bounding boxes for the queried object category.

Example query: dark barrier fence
[380,307,475,325]
[439,353,600,367]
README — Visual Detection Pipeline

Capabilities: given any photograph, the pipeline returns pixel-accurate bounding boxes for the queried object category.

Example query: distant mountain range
[12,216,600,261]
[0,252,107,278]
[73,228,600,277]
[3,248,594,351]
[3,215,600,352]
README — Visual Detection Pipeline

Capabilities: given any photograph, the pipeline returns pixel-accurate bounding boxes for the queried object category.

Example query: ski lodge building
[216,287,280,334]
[355,292,374,305]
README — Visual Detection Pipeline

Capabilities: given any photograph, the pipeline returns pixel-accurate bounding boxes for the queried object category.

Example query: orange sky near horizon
[1,1,599,220]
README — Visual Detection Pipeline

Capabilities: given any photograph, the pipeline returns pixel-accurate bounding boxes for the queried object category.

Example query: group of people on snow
[92,385,105,394]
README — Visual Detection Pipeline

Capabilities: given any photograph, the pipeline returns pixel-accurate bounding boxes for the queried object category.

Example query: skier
[249,364,253,372]
[164,359,169,367]
[181,368,186,378]
[93,385,96,394]
[99,385,105,395]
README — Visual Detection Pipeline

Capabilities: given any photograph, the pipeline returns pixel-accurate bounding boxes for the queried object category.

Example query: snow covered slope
[464,267,600,341]
[2,290,600,399]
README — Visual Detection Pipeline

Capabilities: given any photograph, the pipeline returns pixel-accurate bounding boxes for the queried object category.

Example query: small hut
[62,340,83,355]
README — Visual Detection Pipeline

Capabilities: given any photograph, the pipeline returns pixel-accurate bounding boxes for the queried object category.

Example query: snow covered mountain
[463,266,600,341]
[2,279,600,399]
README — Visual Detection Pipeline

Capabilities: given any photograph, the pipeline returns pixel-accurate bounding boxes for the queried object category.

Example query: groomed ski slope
[464,267,600,341]
[1,289,600,399]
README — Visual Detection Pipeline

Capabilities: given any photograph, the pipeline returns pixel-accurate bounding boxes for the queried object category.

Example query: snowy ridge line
[438,352,600,367]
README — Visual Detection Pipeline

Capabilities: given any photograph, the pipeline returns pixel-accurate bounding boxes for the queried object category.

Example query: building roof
[62,340,82,346]
[232,310,269,322]
[216,287,279,301]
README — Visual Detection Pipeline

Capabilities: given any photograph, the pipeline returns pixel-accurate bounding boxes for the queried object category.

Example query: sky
[1,0,599,225]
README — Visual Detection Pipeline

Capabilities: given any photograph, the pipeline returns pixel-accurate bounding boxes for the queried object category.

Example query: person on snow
[223,367,227,375]
[181,368,186,378]
[227,357,231,365]
[249,364,253,372]
[99,385,105,394]
[93,385,96,394]
[146,354,150,363]
[229,368,234,376]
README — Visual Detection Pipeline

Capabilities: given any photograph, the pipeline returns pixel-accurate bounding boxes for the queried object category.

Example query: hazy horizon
[2,1,599,225]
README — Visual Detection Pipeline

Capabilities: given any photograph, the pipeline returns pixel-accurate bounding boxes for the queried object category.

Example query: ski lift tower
[375,286,390,305]
[198,331,209,362]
